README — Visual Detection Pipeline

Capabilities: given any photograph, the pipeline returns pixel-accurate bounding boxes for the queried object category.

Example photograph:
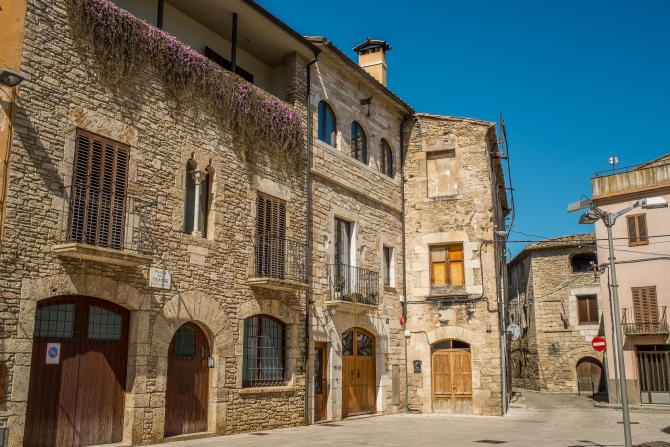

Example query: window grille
[34,303,76,339]
[243,315,288,387]
[87,305,123,340]
[174,325,197,357]
[351,121,367,164]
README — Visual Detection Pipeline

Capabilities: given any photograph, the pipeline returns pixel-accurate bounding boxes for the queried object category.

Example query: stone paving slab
[167,392,670,447]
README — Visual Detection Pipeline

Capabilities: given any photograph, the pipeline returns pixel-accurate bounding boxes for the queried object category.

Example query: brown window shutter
[637,215,648,243]
[430,246,447,286]
[588,296,599,323]
[648,286,658,322]
[627,216,638,244]
[632,287,643,324]
[256,193,286,278]
[578,297,589,323]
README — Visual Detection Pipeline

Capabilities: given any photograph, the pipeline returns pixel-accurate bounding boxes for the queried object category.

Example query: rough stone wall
[508,245,603,393]
[308,46,408,421]
[403,115,505,416]
[0,0,310,445]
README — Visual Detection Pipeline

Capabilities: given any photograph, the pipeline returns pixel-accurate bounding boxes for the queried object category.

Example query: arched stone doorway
[342,327,376,417]
[24,296,130,447]
[576,356,606,395]
[164,322,210,437]
[431,339,472,413]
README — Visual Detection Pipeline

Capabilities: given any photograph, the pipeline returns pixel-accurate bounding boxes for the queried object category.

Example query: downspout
[400,115,421,413]
[304,52,319,426]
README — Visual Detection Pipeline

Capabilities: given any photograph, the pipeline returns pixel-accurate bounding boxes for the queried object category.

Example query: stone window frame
[183,158,213,238]
[576,295,599,325]
[568,287,601,329]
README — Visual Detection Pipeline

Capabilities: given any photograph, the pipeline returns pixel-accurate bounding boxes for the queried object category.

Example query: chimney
[353,37,391,87]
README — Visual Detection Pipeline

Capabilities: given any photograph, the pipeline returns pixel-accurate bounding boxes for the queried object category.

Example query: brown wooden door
[342,329,376,418]
[432,349,472,413]
[24,296,129,447]
[314,342,328,421]
[165,323,209,437]
[577,357,605,394]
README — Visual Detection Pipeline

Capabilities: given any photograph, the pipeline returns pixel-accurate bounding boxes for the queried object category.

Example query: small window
[88,305,123,340]
[380,140,394,178]
[351,121,367,164]
[184,164,209,237]
[571,253,597,273]
[34,303,75,339]
[577,295,599,324]
[383,246,392,286]
[430,244,464,292]
[627,214,648,246]
[174,325,197,357]
[243,315,287,387]
[318,101,336,146]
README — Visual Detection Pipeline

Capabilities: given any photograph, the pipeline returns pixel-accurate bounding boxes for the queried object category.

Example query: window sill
[427,290,469,300]
[238,386,298,396]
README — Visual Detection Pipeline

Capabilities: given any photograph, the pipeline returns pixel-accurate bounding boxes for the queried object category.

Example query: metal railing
[621,306,669,335]
[253,235,307,284]
[327,263,379,306]
[59,184,157,255]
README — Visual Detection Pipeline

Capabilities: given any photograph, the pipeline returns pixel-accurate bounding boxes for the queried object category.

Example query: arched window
[380,139,394,178]
[351,121,367,164]
[318,101,336,146]
[571,253,597,273]
[242,315,287,387]
[184,163,209,237]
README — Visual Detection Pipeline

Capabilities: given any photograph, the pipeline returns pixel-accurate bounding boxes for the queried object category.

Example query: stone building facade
[0,0,319,446]
[403,114,509,415]
[305,38,411,422]
[507,234,604,394]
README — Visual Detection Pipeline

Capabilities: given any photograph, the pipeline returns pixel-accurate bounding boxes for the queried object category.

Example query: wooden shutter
[633,286,658,326]
[256,193,286,278]
[71,129,129,249]
[430,247,447,286]
[628,214,648,246]
[448,245,464,287]
[578,296,589,323]
[588,296,599,323]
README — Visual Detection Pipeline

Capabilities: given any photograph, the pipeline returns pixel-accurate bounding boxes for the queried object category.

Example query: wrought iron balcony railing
[253,235,307,284]
[59,184,157,255]
[622,306,669,335]
[327,263,379,306]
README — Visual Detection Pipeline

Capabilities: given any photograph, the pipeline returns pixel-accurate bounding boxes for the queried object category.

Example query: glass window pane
[450,261,464,287]
[88,305,123,340]
[174,325,196,357]
[34,303,75,339]
[356,331,373,356]
[432,262,447,285]
[342,330,353,356]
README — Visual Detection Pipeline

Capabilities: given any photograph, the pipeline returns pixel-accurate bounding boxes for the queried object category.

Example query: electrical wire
[529,272,592,300]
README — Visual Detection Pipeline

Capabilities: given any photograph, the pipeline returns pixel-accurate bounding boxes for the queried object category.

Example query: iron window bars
[242,315,288,387]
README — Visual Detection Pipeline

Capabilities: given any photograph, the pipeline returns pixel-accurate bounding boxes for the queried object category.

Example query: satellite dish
[506,323,520,341]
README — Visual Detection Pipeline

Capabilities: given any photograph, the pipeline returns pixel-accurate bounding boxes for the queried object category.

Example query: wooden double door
[24,296,129,447]
[576,357,606,395]
[342,329,376,417]
[164,323,210,437]
[432,348,472,413]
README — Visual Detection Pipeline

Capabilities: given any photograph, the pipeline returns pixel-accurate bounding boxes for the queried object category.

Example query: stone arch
[546,346,604,391]
[425,325,485,347]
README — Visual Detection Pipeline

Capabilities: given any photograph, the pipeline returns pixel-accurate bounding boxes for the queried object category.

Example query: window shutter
[588,296,599,323]
[430,247,447,286]
[627,216,637,244]
[448,245,464,287]
[578,297,589,323]
[637,215,648,243]
[71,129,129,249]
[648,286,658,323]
[256,194,286,278]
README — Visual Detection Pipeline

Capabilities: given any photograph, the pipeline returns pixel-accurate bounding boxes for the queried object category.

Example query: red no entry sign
[592,336,606,352]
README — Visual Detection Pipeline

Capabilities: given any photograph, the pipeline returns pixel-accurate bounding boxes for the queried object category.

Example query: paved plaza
[166,391,670,447]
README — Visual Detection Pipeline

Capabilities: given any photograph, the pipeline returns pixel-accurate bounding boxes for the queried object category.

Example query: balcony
[622,307,669,336]
[54,185,157,266]
[248,235,308,292]
[326,264,379,311]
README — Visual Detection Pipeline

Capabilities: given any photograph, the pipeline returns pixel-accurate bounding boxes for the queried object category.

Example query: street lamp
[0,68,25,87]
[567,196,668,447]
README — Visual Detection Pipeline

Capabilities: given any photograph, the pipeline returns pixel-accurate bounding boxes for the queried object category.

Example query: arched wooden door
[577,357,606,394]
[431,340,472,413]
[24,296,129,447]
[164,323,210,437]
[342,328,376,417]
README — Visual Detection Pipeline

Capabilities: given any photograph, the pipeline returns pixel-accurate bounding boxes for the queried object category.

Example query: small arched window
[351,121,367,164]
[184,163,209,237]
[571,253,597,273]
[318,101,336,146]
[242,315,287,387]
[380,139,394,178]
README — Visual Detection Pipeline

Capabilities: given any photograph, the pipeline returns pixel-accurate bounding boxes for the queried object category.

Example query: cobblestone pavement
[168,391,670,447]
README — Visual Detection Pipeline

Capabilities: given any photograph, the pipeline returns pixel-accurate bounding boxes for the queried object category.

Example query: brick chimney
[353,38,391,86]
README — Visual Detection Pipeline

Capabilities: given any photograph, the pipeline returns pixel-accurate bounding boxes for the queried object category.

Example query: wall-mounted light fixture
[0,68,25,87]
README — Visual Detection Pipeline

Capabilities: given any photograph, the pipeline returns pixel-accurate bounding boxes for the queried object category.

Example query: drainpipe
[304,52,319,426]
[400,115,421,414]
[231,13,238,74]
[157,0,164,29]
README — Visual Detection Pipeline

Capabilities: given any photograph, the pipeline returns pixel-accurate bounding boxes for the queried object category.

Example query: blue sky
[261,0,670,255]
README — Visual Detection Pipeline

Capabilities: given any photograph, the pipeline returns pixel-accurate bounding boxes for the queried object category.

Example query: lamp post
[568,196,668,447]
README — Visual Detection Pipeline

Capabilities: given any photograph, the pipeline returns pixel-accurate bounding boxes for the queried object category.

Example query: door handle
[357,369,360,378]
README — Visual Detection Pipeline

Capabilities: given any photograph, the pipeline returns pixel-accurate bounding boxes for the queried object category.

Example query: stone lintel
[247,277,309,292]
[53,242,153,267]
[237,386,299,396]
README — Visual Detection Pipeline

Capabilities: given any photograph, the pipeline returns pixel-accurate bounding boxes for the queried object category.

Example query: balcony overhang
[324,300,378,313]
[166,0,318,67]
[248,277,308,292]
[54,243,154,267]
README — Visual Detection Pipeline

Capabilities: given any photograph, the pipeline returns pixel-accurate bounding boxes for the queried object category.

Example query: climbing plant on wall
[67,0,303,172]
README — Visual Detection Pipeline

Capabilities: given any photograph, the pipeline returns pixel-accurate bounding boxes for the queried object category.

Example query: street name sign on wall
[150,267,172,290]
[592,336,606,352]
